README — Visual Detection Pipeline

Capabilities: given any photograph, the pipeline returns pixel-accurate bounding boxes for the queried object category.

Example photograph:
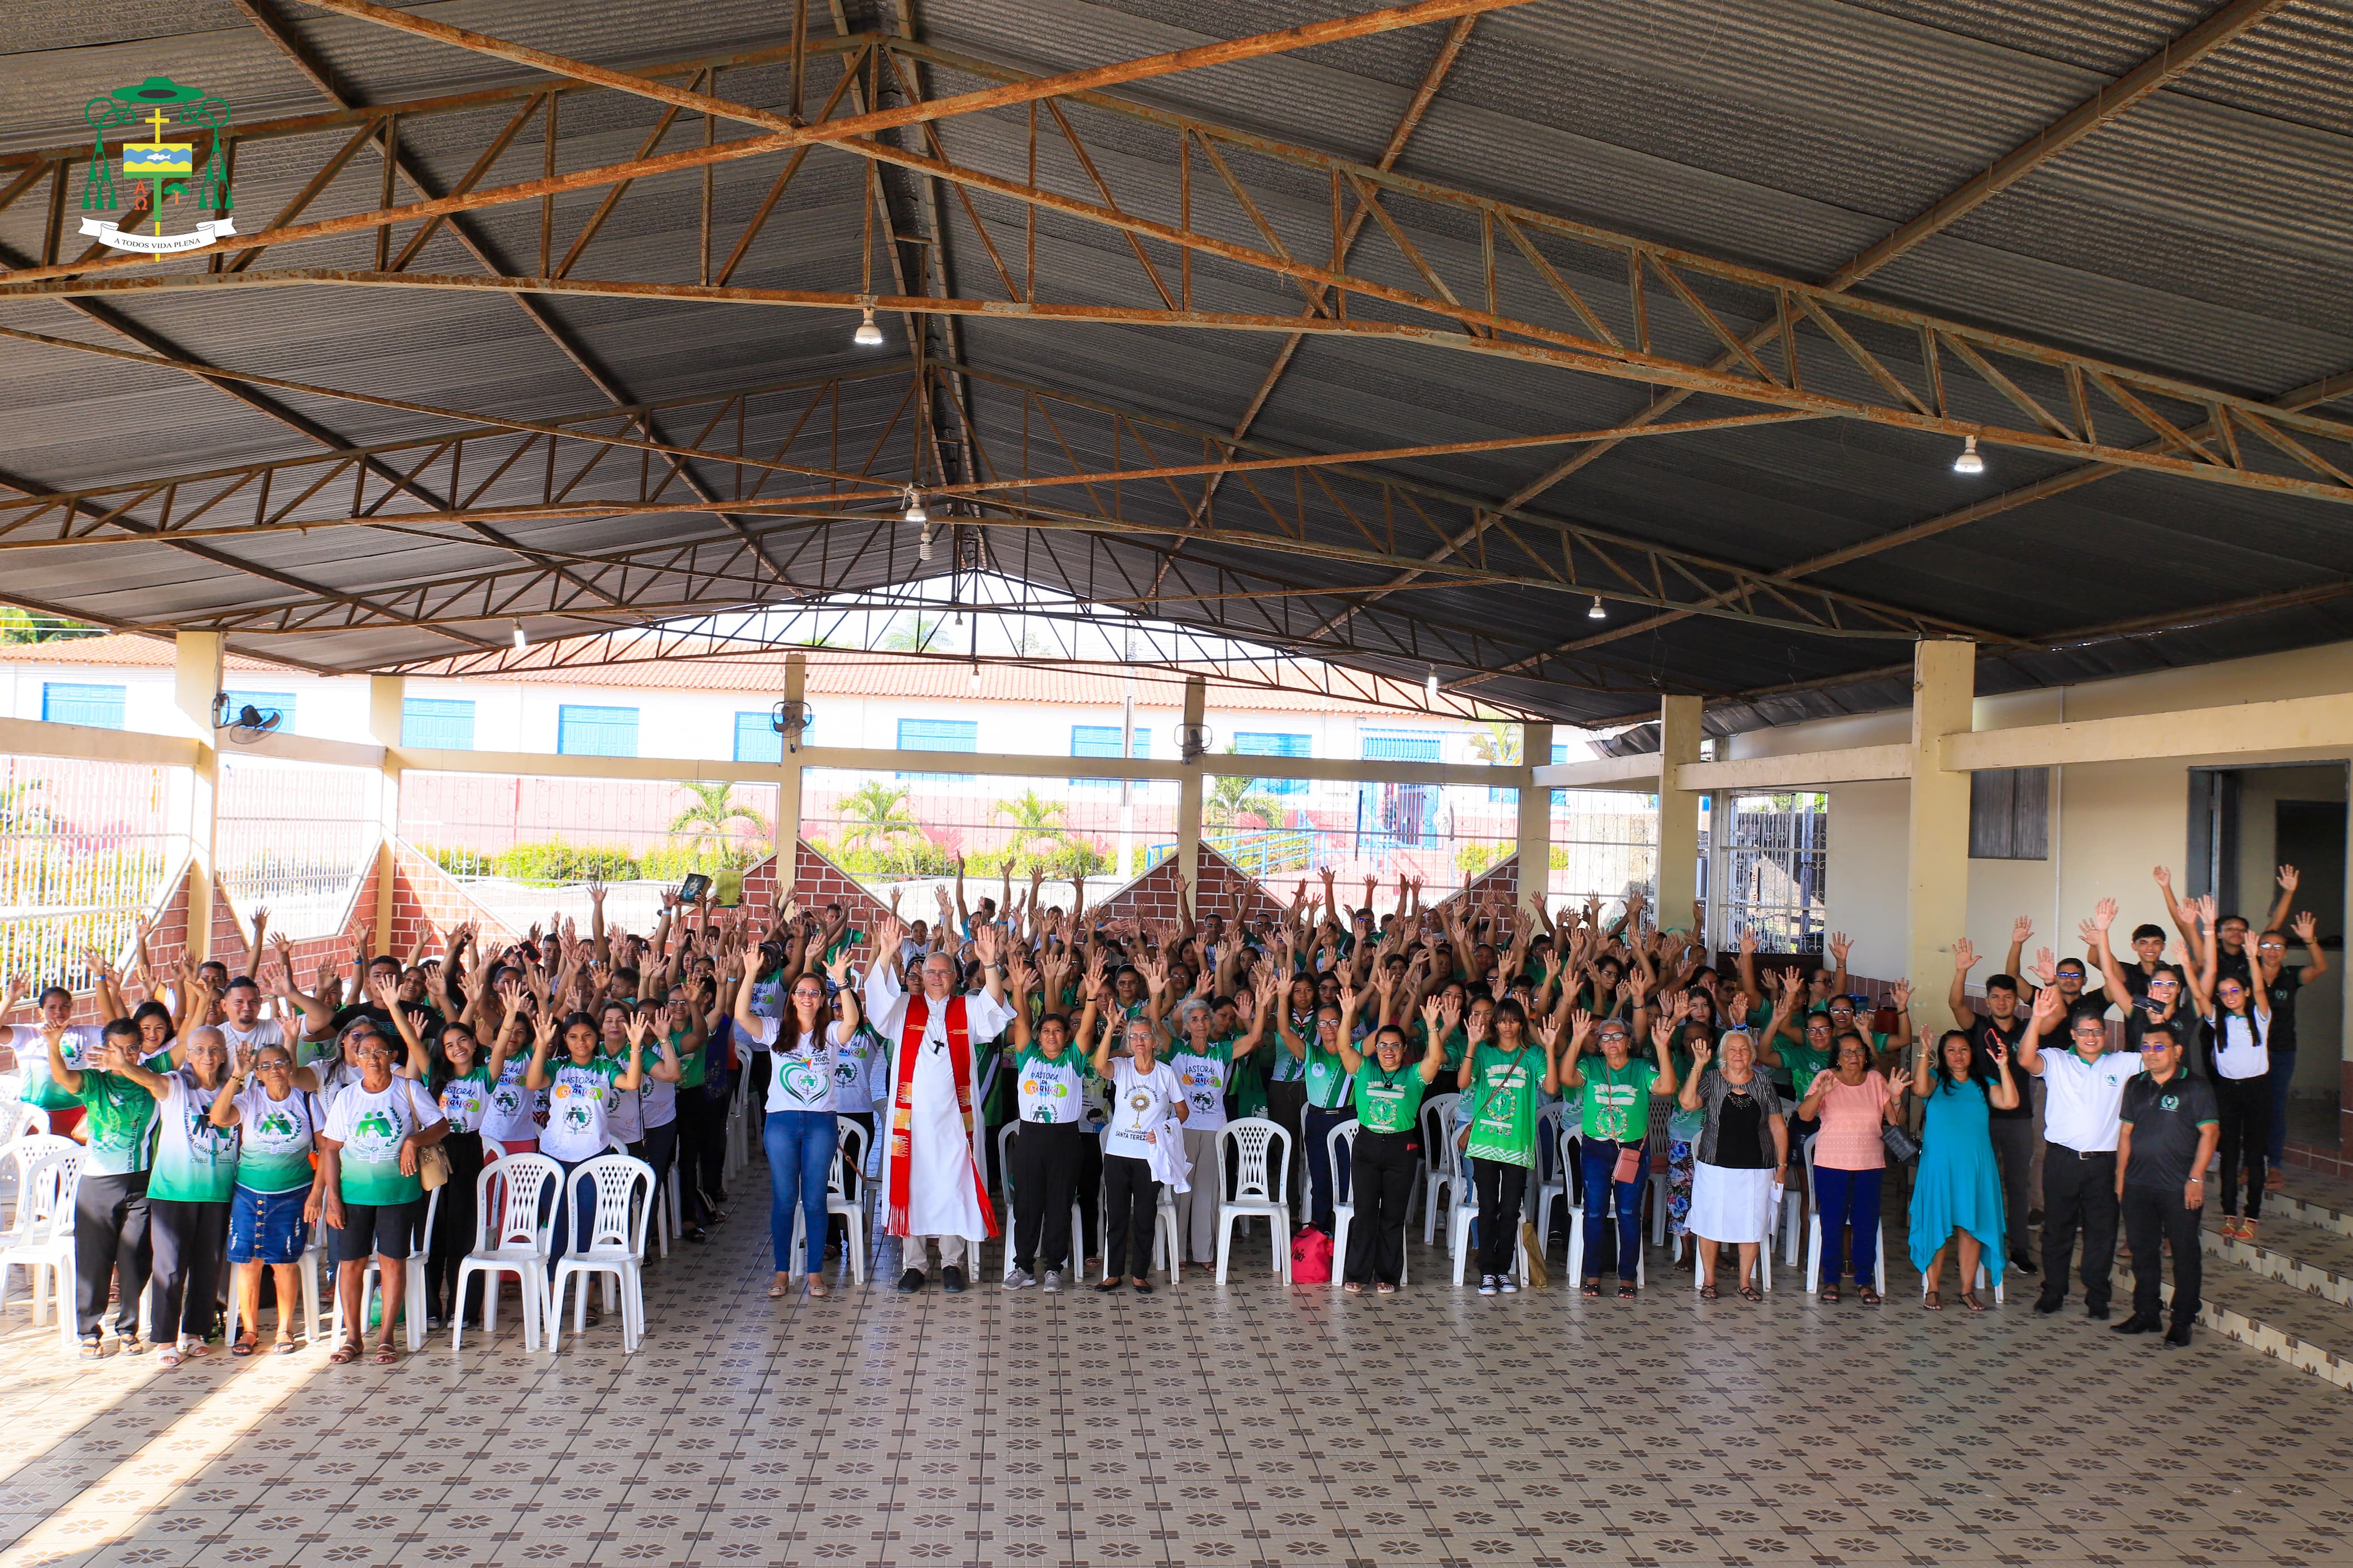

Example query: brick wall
[1089,845,1289,930]
[385,840,522,953]
[736,840,897,964]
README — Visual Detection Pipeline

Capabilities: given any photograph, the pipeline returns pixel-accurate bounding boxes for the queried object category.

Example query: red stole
[884,992,999,1238]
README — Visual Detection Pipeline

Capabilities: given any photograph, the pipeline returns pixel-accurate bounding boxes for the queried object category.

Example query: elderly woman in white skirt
[1677,1028,1790,1302]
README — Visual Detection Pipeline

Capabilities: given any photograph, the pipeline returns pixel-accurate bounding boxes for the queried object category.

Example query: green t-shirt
[1303,1036,1353,1111]
[1353,1060,1427,1135]
[673,1028,707,1091]
[148,1071,239,1203]
[77,1068,160,1177]
[324,1077,439,1206]
[1780,1043,1830,1102]
[230,1081,321,1194]
[1579,1056,1658,1144]
[1227,1038,1269,1120]
[1169,1037,1234,1132]
[1014,1042,1089,1125]
[1462,1043,1542,1166]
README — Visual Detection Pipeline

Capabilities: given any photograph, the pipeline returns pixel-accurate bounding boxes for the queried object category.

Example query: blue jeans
[765,1110,837,1275]
[1813,1164,1883,1289]
[1579,1138,1645,1281]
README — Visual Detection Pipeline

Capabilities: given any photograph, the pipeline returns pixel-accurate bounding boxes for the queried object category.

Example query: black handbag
[1881,1122,1920,1164]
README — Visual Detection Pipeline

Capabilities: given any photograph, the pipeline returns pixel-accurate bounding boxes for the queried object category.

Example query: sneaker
[1498,1277,1519,1294]
[1477,1275,1499,1297]
[1041,1269,1063,1293]
[1003,1267,1036,1291]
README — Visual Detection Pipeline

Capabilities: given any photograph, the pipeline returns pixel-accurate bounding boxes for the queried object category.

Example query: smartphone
[676,872,711,904]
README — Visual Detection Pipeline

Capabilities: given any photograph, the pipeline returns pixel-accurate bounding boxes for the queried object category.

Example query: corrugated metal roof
[5,1,2352,732]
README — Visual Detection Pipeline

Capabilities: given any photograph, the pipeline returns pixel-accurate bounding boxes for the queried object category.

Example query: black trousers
[74,1171,151,1340]
[2213,1074,2269,1220]
[2038,1147,2118,1311]
[1345,1129,1418,1287]
[676,1090,727,1217]
[2122,1182,2201,1331]
[425,1130,486,1323]
[1987,1115,2036,1261]
[1102,1153,1160,1280]
[1472,1158,1528,1278]
[641,1119,680,1230]
[1265,1081,1307,1213]
[1009,1120,1087,1272]
[146,1196,229,1341]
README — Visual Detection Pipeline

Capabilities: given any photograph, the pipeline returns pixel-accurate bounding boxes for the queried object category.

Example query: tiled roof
[0,634,305,675]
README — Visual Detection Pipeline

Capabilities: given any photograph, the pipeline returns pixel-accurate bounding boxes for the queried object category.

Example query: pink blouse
[1813,1072,1891,1170]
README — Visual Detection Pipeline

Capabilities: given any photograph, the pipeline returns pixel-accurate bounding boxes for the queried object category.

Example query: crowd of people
[0,857,2322,1362]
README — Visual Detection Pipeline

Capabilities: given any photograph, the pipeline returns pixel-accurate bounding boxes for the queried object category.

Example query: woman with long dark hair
[420,1017,499,1331]
[1455,996,1561,1295]
[2188,896,2274,1241]
[526,1008,648,1283]
[1907,1028,2019,1311]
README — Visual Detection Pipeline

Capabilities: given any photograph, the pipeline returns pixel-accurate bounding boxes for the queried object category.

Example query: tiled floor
[2,1191,2350,1568]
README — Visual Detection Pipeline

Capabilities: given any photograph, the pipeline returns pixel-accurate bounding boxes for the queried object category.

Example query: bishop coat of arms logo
[80,74,235,254]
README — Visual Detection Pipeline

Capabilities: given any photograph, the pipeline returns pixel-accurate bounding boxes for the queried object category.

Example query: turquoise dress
[1906,1077,2007,1281]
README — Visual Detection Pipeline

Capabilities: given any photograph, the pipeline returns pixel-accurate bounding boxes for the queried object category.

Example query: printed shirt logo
[2160,1094,2180,1112]
[79,76,236,254]
[348,1105,404,1162]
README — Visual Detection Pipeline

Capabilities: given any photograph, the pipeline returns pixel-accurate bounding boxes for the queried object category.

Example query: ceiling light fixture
[1953,434,1985,476]
[1425,666,1440,703]
[511,619,528,650]
[1587,594,1608,620]
[852,306,884,347]
[903,487,928,525]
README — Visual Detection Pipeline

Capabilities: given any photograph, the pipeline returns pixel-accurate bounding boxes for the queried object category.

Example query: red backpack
[1290,1225,1333,1285]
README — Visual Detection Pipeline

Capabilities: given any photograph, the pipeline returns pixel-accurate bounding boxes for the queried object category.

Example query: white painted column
[1906,639,1976,999]
[369,675,403,957]
[1177,676,1206,904]
[1516,722,1553,916]
[778,653,806,871]
[174,632,223,965]
[1656,695,1704,933]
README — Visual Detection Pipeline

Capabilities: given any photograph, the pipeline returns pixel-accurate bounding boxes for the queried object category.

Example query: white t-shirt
[833,1029,888,1113]
[539,1055,627,1163]
[481,1053,540,1143]
[230,1080,322,1194]
[2033,1047,2144,1154]
[1015,1044,1089,1126]
[601,1047,645,1143]
[745,1015,848,1114]
[219,1018,287,1060]
[7,1022,104,1108]
[1105,1057,1181,1161]
[1167,1039,1232,1135]
[2208,1010,2269,1081]
[321,1075,442,1204]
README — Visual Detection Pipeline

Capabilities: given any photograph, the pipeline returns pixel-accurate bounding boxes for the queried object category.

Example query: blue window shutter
[221,690,296,730]
[400,698,475,750]
[1360,731,1441,762]
[1232,732,1311,795]
[735,711,785,764]
[40,683,125,729]
[558,705,639,757]
[898,718,978,780]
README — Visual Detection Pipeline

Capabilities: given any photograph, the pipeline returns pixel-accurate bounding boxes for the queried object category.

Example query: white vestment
[864,962,1014,1242]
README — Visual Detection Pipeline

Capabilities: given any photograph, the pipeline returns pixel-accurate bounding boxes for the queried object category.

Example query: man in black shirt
[2113,1021,2220,1349]
[1950,938,2037,1277]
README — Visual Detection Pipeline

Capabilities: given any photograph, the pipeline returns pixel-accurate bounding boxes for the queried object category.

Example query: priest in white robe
[864,917,1014,1291]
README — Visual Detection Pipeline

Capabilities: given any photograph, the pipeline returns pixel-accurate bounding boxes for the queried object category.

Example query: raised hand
[2293,910,2320,944]
[1828,931,1851,966]
[2011,914,2035,946]
[1952,937,1979,973]
[2279,864,2302,894]
[2030,948,2058,988]
[2029,986,2065,1028]
[1890,978,1913,1012]
[2152,865,2174,892]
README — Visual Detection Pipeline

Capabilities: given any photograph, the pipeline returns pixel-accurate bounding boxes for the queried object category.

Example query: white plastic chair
[551,1154,655,1351]
[452,1152,561,1351]
[332,1186,442,1353]
[0,1145,81,1350]
[1529,1104,1567,1253]
[1921,1258,2002,1304]
[1563,1133,1646,1289]
[1213,1118,1292,1284]
[0,1134,73,1235]
[1091,1126,1183,1290]
[1692,1201,1774,1296]
[1803,1136,1885,1296]
[1417,1094,1460,1242]
[1647,1093,1674,1245]
[790,1119,873,1285]
[996,1122,1081,1284]
[4,1104,50,1143]
[1447,1147,1532,1289]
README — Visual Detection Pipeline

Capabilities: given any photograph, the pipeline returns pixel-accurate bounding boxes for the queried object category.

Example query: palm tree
[1466,719,1523,767]
[837,780,920,867]
[880,613,946,653]
[993,789,1071,866]
[667,781,772,862]
[1204,770,1284,831]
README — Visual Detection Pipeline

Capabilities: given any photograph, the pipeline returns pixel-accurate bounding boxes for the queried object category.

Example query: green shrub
[490,840,641,885]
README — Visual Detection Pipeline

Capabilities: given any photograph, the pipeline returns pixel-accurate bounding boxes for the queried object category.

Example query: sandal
[1698,1284,1719,1301]
[1819,1286,1840,1304]
[768,1276,791,1299]
[1923,1291,1942,1311]
[329,1340,364,1364]
[180,1338,212,1358]
[1959,1291,1986,1314]
[372,1342,400,1364]
[1738,1285,1764,1303]
[1858,1286,1881,1306]
[1618,1282,1637,1300]
[273,1337,300,1355]
[231,1331,260,1358]
[79,1338,104,1360]
[157,1345,182,1369]
[1581,1278,1602,1298]
[1342,1281,1363,1294]
[1375,1282,1397,1295]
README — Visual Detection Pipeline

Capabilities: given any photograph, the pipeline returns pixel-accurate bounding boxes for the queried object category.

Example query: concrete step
[2174,1260,2353,1393]
[2199,1208,2353,1307]
[2268,1166,2353,1238]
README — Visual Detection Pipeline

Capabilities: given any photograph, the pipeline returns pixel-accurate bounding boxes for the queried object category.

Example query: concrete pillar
[1176,676,1206,906]
[1516,722,1553,916]
[778,653,806,883]
[174,632,222,964]
[369,675,404,958]
[1655,695,1704,934]
[1906,638,1976,997]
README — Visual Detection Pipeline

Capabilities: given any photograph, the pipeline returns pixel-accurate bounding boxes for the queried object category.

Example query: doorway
[2188,763,2348,1155]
